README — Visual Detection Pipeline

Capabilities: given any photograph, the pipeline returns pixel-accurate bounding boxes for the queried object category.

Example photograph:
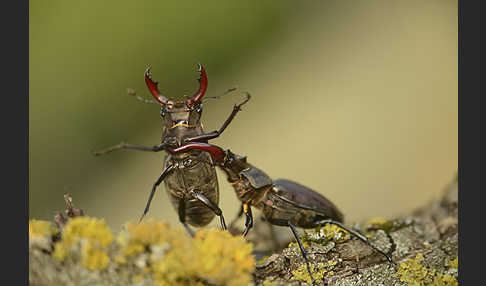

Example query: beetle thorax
[160,103,204,146]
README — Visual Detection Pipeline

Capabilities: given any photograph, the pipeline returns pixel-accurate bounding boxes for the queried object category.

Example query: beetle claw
[145,66,152,77]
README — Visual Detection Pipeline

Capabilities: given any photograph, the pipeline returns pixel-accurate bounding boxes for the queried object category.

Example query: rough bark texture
[29,176,458,286]
[252,176,458,285]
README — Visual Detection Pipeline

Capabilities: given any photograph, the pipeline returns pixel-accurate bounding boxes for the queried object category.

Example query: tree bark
[29,176,458,286]
[253,175,458,285]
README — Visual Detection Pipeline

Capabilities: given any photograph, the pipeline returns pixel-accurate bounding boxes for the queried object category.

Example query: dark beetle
[171,143,393,284]
[92,64,250,235]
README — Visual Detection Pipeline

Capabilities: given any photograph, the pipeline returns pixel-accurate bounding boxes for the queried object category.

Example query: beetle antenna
[202,86,239,102]
[126,88,159,105]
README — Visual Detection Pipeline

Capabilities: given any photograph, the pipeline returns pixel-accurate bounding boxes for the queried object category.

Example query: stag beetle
[168,142,394,285]
[93,64,250,235]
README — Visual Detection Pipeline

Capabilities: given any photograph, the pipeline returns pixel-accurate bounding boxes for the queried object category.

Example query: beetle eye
[160,109,166,117]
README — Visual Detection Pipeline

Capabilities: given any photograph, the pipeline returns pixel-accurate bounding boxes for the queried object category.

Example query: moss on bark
[30,176,458,286]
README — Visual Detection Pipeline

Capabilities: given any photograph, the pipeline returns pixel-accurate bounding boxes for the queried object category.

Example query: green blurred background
[30,0,457,231]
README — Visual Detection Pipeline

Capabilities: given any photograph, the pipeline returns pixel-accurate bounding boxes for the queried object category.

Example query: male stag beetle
[167,142,394,285]
[93,64,250,236]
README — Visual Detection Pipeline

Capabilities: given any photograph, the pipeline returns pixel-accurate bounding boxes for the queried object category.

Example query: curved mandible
[144,67,171,105]
[186,63,208,107]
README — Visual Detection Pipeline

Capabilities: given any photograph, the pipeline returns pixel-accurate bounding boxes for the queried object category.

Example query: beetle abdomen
[273,179,344,222]
[258,179,344,228]
[185,193,218,226]
[164,152,220,227]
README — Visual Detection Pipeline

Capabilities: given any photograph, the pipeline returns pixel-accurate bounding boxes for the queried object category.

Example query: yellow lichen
[132,274,144,283]
[117,220,173,259]
[289,247,339,283]
[117,220,193,285]
[304,223,350,244]
[327,259,337,267]
[397,253,431,284]
[31,217,256,285]
[113,255,127,264]
[257,255,270,265]
[143,266,151,273]
[397,253,458,286]
[29,219,59,250]
[366,217,389,233]
[263,280,276,286]
[192,228,255,286]
[448,256,458,269]
[288,241,309,249]
[62,216,114,247]
[82,243,110,270]
[117,220,254,286]
[150,234,197,286]
[367,217,389,226]
[29,219,59,238]
[52,217,114,271]
[291,262,326,284]
[432,273,458,286]
[52,243,68,261]
[365,217,406,234]
[321,223,349,243]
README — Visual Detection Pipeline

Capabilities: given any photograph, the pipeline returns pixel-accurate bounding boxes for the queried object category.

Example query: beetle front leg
[138,164,175,223]
[263,218,316,285]
[191,191,227,231]
[313,219,394,264]
[242,203,253,236]
[287,221,316,286]
[184,92,251,143]
[92,142,167,156]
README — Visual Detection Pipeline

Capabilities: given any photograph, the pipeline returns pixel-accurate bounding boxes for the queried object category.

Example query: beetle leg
[138,164,175,223]
[191,191,227,231]
[242,203,253,236]
[178,197,195,237]
[92,142,167,156]
[184,92,251,143]
[313,219,394,264]
[263,218,316,285]
[288,221,316,286]
[168,142,226,163]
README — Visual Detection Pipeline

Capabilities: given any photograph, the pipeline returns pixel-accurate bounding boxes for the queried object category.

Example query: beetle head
[223,150,248,170]
[159,101,203,130]
[145,63,208,129]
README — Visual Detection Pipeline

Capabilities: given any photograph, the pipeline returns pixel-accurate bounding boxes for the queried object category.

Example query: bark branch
[253,176,458,285]
[29,176,458,286]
